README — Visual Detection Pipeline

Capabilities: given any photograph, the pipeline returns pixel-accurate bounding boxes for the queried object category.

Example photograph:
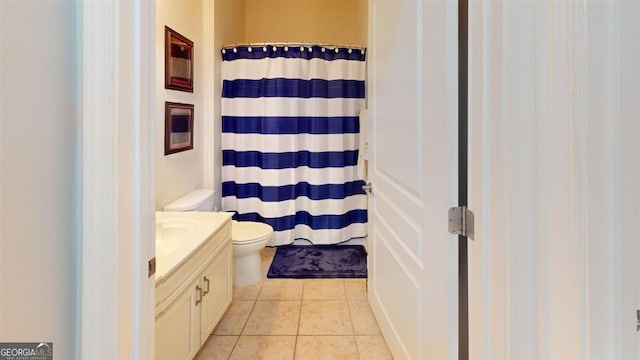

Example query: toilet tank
[163,189,215,211]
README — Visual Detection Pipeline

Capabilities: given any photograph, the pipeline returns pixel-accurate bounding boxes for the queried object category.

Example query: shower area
[220,44,368,246]
[155,0,369,244]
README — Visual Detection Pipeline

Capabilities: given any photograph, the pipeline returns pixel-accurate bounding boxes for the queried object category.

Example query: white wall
[0,1,78,358]
[156,0,208,209]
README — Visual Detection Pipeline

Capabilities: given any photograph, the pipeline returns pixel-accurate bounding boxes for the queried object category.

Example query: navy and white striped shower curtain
[221,45,367,246]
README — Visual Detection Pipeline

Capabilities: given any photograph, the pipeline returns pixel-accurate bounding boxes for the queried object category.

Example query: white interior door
[468,1,640,358]
[367,0,459,358]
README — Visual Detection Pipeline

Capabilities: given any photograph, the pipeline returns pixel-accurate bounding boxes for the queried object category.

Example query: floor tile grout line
[224,335,240,360]
[294,280,306,359]
[254,280,266,301]
[232,250,272,359]
[221,250,388,359]
[238,278,265,338]
[344,280,358,336]
[342,279,364,359]
[352,334,360,360]
[293,301,302,359]
[353,334,362,360]
[347,280,372,359]
[237,299,257,336]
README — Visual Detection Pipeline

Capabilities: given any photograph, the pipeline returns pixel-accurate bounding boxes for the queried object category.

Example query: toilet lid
[232,221,273,244]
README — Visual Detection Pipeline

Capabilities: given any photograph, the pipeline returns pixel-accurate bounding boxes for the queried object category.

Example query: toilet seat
[231,221,273,245]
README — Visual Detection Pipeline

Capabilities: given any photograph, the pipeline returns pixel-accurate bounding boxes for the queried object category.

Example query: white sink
[155,211,232,281]
[156,216,199,258]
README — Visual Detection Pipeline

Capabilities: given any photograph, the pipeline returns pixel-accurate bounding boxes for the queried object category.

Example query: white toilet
[163,189,273,286]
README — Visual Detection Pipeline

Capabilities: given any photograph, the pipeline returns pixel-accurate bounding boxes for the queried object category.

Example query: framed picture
[165,102,194,155]
[165,26,193,92]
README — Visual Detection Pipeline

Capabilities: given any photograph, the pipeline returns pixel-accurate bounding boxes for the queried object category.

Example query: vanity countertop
[155,211,233,284]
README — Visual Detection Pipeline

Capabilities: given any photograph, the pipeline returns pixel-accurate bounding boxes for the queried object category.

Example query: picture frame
[165,102,194,155]
[165,26,193,92]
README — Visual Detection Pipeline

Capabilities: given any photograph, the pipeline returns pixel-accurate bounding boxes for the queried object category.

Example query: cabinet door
[155,277,201,360]
[200,243,233,344]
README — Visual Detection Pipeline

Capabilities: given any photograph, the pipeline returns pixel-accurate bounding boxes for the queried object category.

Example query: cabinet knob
[203,276,210,296]
[195,285,203,306]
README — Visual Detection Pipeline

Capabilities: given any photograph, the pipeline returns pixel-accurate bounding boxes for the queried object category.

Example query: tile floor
[195,247,394,360]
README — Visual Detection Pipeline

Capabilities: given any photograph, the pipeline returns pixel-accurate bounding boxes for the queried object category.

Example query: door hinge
[636,309,639,332]
[148,257,156,278]
[448,206,474,240]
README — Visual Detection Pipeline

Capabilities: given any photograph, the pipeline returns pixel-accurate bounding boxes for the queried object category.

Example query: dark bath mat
[267,245,367,279]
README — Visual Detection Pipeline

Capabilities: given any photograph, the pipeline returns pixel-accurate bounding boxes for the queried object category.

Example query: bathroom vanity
[155,211,233,360]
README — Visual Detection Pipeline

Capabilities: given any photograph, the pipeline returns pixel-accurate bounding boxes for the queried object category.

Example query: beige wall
[156,0,205,209]
[245,0,368,46]
[156,0,244,210]
[210,0,246,209]
[216,0,246,46]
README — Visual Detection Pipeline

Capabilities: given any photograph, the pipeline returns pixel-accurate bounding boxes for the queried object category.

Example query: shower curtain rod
[222,42,366,51]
